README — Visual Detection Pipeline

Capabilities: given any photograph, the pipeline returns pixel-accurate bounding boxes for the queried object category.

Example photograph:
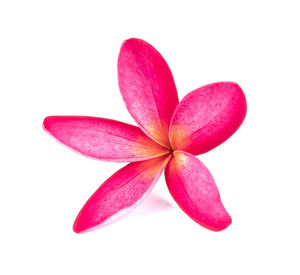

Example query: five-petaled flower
[43,38,247,233]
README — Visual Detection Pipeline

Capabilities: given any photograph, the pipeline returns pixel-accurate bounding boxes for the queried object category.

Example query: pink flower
[43,38,247,233]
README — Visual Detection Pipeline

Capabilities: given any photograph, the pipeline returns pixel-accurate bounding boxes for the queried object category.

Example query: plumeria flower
[43,38,247,233]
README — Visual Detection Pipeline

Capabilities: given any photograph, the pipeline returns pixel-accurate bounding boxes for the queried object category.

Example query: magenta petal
[118,38,179,148]
[73,155,171,233]
[165,151,231,231]
[170,82,247,155]
[43,116,169,162]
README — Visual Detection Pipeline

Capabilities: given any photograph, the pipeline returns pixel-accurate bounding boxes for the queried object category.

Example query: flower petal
[73,155,171,233]
[165,151,231,231]
[43,116,169,162]
[169,82,247,155]
[118,38,179,148]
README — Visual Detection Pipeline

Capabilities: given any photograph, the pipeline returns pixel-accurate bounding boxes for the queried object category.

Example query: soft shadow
[133,193,175,216]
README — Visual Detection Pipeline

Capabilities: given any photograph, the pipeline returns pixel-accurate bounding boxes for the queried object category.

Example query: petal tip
[43,116,58,132]
[42,116,51,130]
[42,116,55,134]
[73,218,100,234]
[73,217,91,234]
[72,223,82,234]
[121,37,146,46]
[209,214,232,232]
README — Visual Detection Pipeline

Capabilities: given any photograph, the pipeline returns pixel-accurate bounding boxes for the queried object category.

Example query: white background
[1,0,300,274]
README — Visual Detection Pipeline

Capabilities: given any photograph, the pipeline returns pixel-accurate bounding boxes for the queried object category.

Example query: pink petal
[118,38,179,148]
[169,82,247,155]
[43,116,169,162]
[73,155,171,233]
[165,151,231,231]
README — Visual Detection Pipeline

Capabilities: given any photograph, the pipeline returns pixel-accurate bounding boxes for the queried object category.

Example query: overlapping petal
[165,151,231,231]
[118,38,179,148]
[43,116,169,162]
[73,155,171,233]
[169,82,247,155]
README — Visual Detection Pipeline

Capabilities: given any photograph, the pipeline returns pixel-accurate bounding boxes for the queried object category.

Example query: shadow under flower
[132,193,175,216]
